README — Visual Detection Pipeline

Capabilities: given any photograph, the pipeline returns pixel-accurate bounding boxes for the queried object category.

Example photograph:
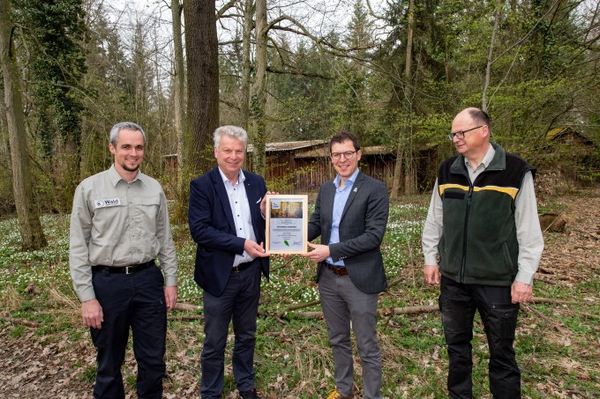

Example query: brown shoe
[326,388,354,399]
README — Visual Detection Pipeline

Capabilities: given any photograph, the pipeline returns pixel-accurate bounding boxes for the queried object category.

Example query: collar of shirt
[218,167,245,186]
[465,145,496,181]
[108,164,144,187]
[333,168,360,191]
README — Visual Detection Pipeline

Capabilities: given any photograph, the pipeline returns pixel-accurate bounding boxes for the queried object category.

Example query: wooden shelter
[247,140,397,194]
[164,140,441,196]
[544,127,599,186]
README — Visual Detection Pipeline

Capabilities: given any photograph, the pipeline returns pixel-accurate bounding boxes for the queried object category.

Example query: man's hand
[164,286,178,312]
[511,280,533,304]
[260,191,279,217]
[244,239,269,258]
[424,264,441,285]
[302,242,331,263]
[81,299,103,329]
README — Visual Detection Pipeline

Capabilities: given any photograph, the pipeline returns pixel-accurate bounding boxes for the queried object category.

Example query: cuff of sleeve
[165,276,178,287]
[515,270,535,285]
[78,287,96,303]
[424,255,438,266]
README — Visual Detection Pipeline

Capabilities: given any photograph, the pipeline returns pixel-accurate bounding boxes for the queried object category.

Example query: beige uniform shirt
[69,165,178,302]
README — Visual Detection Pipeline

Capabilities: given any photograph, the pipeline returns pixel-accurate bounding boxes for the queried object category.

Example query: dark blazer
[308,171,389,294]
[188,167,269,297]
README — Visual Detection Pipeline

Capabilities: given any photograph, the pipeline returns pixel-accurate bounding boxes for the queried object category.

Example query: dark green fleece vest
[437,143,535,286]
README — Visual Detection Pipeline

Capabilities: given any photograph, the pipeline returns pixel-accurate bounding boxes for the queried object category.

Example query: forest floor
[1,187,599,398]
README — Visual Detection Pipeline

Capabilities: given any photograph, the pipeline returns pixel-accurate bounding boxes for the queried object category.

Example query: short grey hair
[213,125,247,150]
[109,122,146,146]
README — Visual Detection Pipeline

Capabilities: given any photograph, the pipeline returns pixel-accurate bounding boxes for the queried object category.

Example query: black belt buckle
[129,260,153,273]
[92,260,152,275]
[233,260,254,273]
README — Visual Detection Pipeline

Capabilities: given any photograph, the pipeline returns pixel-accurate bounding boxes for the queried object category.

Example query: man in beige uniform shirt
[69,122,178,399]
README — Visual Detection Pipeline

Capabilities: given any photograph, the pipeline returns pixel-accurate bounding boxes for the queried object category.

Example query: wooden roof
[247,140,328,153]
[546,127,594,144]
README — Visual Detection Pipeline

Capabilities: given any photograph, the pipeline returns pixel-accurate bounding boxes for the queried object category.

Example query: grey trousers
[318,267,383,399]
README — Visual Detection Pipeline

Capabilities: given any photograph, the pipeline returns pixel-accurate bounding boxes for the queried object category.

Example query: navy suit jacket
[188,167,269,297]
[308,172,389,294]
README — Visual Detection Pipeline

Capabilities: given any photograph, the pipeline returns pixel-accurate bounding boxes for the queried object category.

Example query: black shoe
[239,388,260,399]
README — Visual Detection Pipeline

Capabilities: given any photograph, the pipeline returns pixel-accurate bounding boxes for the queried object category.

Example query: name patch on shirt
[94,198,121,208]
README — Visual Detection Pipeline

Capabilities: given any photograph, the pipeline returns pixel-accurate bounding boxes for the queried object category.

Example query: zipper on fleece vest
[460,183,474,283]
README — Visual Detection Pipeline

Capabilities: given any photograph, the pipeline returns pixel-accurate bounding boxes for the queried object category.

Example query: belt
[324,262,348,276]
[232,259,257,273]
[91,260,154,275]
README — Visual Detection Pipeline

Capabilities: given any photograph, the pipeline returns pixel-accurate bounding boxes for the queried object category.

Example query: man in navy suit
[303,131,389,399]
[188,125,270,399]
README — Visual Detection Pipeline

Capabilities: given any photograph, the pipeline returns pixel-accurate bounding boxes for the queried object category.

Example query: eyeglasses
[448,125,482,141]
[330,151,357,160]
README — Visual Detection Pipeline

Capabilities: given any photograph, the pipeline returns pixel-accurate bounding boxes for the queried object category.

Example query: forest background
[1,1,600,398]
[1,0,600,250]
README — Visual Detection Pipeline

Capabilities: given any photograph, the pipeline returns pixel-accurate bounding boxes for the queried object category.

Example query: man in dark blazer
[188,125,270,399]
[303,131,389,399]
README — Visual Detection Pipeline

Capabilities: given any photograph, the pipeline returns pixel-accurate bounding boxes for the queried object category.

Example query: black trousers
[200,260,261,399]
[91,263,167,399]
[439,276,521,399]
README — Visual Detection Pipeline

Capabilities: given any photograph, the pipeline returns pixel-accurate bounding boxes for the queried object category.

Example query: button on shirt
[219,168,257,267]
[69,165,178,302]
[327,168,360,266]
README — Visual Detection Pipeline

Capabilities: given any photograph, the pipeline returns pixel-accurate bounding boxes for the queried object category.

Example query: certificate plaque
[265,195,308,254]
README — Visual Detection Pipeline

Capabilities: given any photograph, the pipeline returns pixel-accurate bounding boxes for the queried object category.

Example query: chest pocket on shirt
[444,191,465,200]
[130,194,161,223]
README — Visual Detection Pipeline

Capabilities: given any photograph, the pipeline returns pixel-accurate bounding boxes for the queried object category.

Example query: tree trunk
[391,0,415,198]
[482,0,503,112]
[0,0,47,250]
[240,0,253,132]
[171,0,187,223]
[183,0,219,177]
[390,145,403,198]
[62,138,81,211]
[403,0,416,196]
[251,0,267,176]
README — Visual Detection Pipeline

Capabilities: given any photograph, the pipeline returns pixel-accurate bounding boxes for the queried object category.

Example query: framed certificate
[265,194,308,254]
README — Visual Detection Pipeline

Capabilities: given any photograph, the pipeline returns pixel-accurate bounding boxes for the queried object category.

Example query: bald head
[454,108,491,133]
[450,108,492,167]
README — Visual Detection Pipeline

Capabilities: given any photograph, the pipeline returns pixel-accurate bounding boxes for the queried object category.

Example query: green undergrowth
[1,194,599,398]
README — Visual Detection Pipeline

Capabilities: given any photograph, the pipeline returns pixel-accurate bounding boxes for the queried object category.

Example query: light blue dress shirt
[327,168,360,266]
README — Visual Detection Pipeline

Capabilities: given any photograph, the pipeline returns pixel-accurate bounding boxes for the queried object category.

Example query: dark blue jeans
[439,276,521,399]
[200,260,261,399]
[91,264,167,399]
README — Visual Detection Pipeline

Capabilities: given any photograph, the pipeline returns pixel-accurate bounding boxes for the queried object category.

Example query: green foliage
[8,0,88,211]
[367,0,600,184]
[11,0,88,145]
[1,0,598,219]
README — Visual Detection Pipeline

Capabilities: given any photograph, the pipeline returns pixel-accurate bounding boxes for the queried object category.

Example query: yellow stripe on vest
[439,184,518,199]
[473,185,519,199]
[439,184,469,195]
